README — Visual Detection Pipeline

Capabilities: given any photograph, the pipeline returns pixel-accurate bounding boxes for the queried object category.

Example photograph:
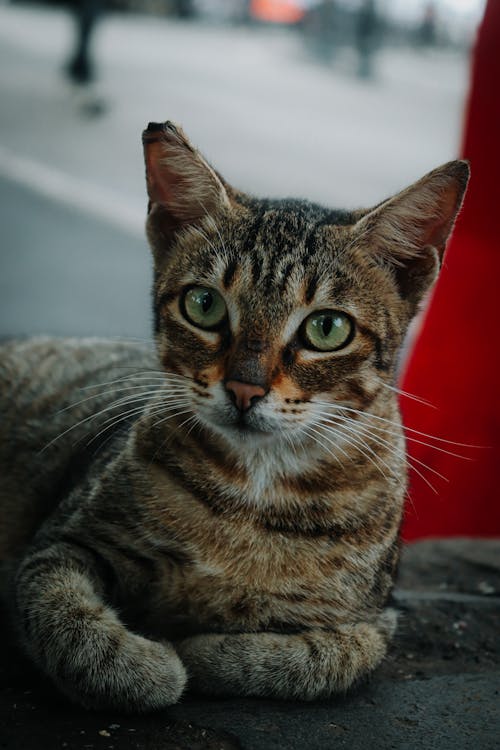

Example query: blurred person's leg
[355,0,378,79]
[67,0,102,85]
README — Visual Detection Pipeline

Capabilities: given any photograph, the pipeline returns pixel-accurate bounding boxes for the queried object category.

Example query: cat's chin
[196,405,275,439]
[229,423,274,440]
[215,422,274,442]
[201,416,278,446]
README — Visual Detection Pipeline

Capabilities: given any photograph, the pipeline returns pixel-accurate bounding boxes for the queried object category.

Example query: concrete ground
[1,540,499,749]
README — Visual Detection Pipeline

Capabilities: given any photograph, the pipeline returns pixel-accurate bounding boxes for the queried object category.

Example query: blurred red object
[399,0,500,540]
[250,0,305,24]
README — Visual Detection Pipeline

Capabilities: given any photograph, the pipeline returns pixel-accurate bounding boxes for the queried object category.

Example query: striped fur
[0,122,468,710]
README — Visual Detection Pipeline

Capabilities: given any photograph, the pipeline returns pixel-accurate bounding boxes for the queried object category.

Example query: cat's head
[142,121,468,451]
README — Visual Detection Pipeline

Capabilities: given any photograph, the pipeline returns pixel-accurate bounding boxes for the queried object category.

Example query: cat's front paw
[53,630,187,712]
[174,623,390,701]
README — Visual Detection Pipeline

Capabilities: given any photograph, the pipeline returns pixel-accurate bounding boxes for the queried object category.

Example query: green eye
[182,286,227,329]
[302,311,353,352]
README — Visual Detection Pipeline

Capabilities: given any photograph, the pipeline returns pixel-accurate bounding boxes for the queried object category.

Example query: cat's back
[0,337,157,560]
[0,336,157,449]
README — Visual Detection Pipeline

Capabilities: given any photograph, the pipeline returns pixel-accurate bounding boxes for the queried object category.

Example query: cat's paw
[54,631,187,712]
[174,624,390,701]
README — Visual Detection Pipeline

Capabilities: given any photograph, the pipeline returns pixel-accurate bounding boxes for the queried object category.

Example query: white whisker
[84,404,160,447]
[308,422,357,464]
[282,427,303,465]
[152,406,194,430]
[56,383,187,415]
[314,418,392,481]
[324,412,441,494]
[86,398,191,448]
[202,211,229,258]
[321,405,471,461]
[175,413,200,439]
[190,224,222,258]
[79,371,190,391]
[313,400,480,448]
[300,425,344,467]
[375,379,436,409]
[41,386,190,453]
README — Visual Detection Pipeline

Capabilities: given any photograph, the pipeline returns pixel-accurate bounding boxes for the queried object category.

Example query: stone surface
[398,539,500,594]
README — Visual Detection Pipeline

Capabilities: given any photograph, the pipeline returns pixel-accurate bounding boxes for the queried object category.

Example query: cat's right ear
[351,160,469,309]
[142,121,230,233]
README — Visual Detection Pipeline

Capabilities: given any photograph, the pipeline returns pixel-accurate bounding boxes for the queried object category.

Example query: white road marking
[0,145,145,238]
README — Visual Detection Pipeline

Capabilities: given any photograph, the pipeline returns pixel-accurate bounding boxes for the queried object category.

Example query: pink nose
[225,380,266,412]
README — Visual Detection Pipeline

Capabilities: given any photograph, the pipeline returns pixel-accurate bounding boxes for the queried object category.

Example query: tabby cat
[0,121,468,711]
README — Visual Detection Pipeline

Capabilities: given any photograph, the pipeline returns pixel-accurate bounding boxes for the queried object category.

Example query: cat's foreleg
[12,541,186,711]
[175,611,397,700]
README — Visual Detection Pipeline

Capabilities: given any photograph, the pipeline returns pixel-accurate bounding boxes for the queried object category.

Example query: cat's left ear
[142,121,230,228]
[353,160,469,307]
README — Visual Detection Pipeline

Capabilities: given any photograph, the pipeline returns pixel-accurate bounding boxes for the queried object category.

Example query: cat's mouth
[205,407,276,440]
[233,413,269,435]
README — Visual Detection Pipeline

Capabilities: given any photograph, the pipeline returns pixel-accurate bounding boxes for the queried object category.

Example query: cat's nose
[225,380,266,412]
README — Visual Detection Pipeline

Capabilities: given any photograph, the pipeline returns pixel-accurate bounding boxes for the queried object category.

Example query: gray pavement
[0,175,151,338]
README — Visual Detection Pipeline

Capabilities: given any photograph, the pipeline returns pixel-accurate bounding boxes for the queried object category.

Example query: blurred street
[0,2,470,339]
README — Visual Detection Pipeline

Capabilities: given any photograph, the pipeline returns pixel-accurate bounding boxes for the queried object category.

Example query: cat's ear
[142,121,230,229]
[352,160,469,307]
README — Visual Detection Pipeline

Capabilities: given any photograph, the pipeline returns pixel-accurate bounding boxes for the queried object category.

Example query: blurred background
[0,0,485,339]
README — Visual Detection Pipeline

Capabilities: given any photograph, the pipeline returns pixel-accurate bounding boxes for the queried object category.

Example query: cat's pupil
[321,316,333,337]
[201,292,213,313]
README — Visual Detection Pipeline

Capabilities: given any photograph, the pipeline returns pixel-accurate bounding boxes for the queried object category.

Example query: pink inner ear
[144,132,229,226]
[144,139,181,207]
[422,184,463,254]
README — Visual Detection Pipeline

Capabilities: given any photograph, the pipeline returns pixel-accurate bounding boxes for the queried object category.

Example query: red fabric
[399,0,500,540]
